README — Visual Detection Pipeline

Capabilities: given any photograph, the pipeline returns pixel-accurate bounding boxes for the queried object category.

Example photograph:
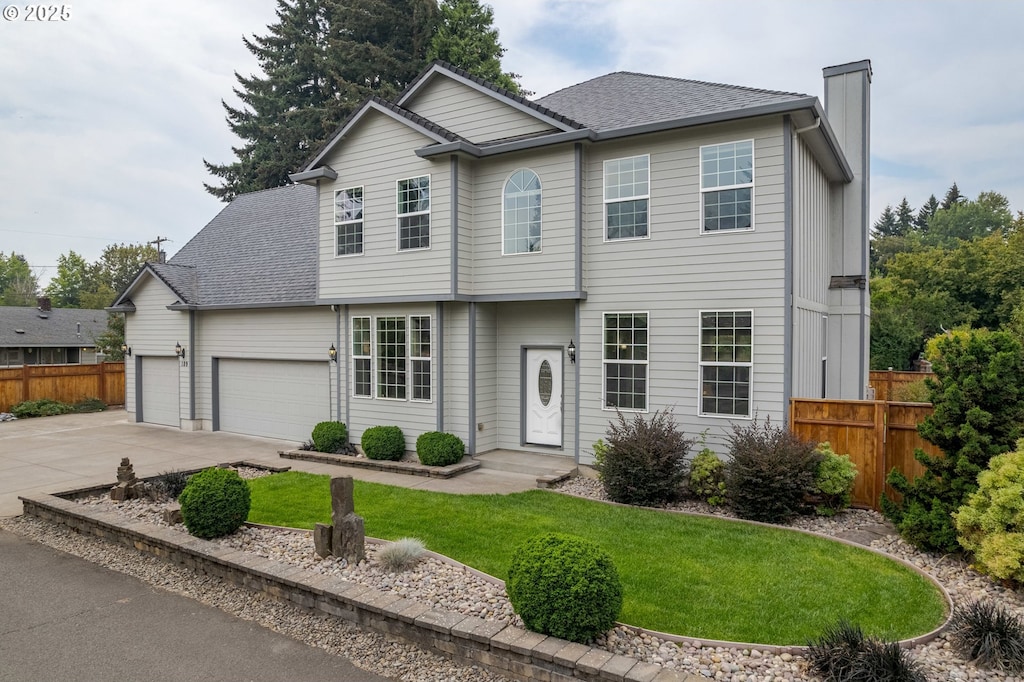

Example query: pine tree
[895,197,914,237]
[204,0,437,201]
[941,181,964,210]
[872,205,897,237]
[915,194,939,231]
[427,0,525,94]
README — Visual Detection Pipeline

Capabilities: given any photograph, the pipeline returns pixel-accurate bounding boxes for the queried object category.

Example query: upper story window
[604,155,649,241]
[699,310,752,417]
[397,175,430,250]
[603,312,649,411]
[503,169,542,254]
[701,140,754,232]
[335,187,364,256]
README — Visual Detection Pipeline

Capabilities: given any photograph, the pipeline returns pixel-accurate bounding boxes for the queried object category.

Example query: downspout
[468,301,477,454]
[450,155,459,298]
[188,310,196,421]
[573,142,583,464]
[782,117,794,422]
[436,301,444,431]
[574,301,581,465]
[859,78,870,400]
[341,305,348,426]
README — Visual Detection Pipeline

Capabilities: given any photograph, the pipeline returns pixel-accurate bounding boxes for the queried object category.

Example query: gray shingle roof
[536,72,812,132]
[0,307,108,347]
[167,183,317,306]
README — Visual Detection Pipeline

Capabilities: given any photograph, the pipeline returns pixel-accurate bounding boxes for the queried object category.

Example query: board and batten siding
[124,276,189,419]
[470,148,577,296]
[192,307,336,428]
[577,119,789,460]
[317,112,451,300]
[493,301,576,456]
[404,76,557,143]
[791,134,832,399]
[346,303,439,451]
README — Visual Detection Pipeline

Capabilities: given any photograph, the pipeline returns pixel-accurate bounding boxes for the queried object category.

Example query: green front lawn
[247,471,946,645]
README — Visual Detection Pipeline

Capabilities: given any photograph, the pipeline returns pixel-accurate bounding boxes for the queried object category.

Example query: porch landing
[472,449,577,488]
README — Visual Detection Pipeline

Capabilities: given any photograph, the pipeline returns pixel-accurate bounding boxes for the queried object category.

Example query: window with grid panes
[377,317,406,399]
[335,187,364,256]
[604,155,649,240]
[397,176,430,250]
[351,316,371,397]
[699,311,752,417]
[503,169,542,254]
[410,315,431,401]
[603,312,648,410]
[701,141,753,232]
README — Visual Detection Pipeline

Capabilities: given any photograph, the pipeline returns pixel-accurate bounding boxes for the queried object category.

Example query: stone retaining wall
[19,492,696,682]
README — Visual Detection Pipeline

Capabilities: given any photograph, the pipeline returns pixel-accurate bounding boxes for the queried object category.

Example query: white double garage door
[140,358,331,442]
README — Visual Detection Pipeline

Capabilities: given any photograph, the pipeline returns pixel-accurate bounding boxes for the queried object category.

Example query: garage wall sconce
[175,342,185,358]
[121,344,132,357]
[567,339,576,364]
[328,343,338,362]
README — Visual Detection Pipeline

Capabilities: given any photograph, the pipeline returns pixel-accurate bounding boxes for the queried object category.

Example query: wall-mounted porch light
[175,342,185,358]
[567,339,576,364]
[328,343,338,362]
[121,343,132,357]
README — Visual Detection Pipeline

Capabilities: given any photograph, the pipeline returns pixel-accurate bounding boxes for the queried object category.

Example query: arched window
[503,169,542,254]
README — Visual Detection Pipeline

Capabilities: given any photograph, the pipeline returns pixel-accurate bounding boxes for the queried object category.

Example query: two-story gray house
[112,60,872,462]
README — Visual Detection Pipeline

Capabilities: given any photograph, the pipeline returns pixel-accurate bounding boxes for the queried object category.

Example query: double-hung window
[701,140,754,232]
[377,317,407,399]
[604,155,649,240]
[351,316,371,397]
[699,311,752,417]
[603,312,648,410]
[335,187,364,256]
[397,175,430,250]
[503,169,542,254]
[410,315,431,401]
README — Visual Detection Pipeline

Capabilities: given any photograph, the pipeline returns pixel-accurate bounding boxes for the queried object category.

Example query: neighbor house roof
[111,184,318,311]
[535,71,814,133]
[0,306,108,347]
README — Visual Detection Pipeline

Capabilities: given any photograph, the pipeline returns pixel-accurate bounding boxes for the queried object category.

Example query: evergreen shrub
[361,425,405,460]
[311,421,348,453]
[954,442,1024,583]
[506,533,622,644]
[11,398,73,418]
[415,431,465,466]
[179,467,251,539]
[688,446,727,506]
[813,442,858,516]
[598,409,694,506]
[725,417,822,524]
[72,397,107,413]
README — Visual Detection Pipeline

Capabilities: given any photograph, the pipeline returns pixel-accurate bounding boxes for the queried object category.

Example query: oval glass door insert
[538,360,553,406]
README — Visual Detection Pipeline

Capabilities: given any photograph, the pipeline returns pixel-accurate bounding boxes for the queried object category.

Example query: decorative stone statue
[312,476,365,563]
[110,457,145,502]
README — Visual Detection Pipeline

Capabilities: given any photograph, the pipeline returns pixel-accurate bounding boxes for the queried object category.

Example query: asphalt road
[0,529,388,682]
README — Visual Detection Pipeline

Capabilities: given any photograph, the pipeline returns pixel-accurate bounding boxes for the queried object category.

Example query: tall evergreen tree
[204,0,437,201]
[941,181,964,210]
[895,197,914,237]
[915,194,939,231]
[427,0,525,94]
[872,204,897,237]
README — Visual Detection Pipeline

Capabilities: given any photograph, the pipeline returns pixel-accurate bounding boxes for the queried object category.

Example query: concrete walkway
[0,409,542,517]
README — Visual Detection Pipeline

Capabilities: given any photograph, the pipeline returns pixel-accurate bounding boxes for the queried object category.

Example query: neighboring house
[0,298,108,366]
[111,59,872,462]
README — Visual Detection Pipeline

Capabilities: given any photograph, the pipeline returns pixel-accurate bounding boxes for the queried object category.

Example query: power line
[0,228,123,241]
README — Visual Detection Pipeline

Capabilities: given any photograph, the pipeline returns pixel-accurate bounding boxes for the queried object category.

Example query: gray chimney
[823,60,872,400]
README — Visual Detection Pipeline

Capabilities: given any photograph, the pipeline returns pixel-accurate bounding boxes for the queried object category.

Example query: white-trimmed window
[410,315,431,401]
[503,169,542,254]
[351,316,371,397]
[335,187,364,256]
[603,312,648,411]
[699,311,752,417]
[377,317,407,399]
[604,155,649,240]
[701,140,754,232]
[397,175,430,250]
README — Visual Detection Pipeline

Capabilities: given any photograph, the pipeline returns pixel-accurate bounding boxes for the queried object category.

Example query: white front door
[525,348,562,446]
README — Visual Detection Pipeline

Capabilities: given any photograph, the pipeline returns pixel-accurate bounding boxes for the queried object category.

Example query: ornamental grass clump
[415,431,465,466]
[948,598,1024,672]
[179,467,251,539]
[376,538,427,572]
[598,409,694,506]
[806,619,926,682]
[506,533,622,644]
[361,425,405,461]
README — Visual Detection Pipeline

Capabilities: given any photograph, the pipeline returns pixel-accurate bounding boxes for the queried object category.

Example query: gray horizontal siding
[124,276,189,419]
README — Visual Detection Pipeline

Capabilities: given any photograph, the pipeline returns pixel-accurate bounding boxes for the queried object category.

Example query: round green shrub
[506,533,622,643]
[178,467,251,539]
[688,447,727,506]
[311,421,348,453]
[813,442,858,516]
[361,425,405,461]
[416,431,465,466]
[954,442,1024,583]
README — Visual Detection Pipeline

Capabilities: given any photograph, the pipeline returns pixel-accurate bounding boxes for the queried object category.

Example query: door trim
[520,345,565,449]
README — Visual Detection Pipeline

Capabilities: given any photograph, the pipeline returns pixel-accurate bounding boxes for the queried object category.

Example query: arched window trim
[501,168,542,255]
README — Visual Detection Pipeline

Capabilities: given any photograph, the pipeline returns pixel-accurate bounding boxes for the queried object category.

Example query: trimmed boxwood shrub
[178,467,251,539]
[311,421,348,453]
[416,431,465,466]
[506,533,622,644]
[361,425,405,461]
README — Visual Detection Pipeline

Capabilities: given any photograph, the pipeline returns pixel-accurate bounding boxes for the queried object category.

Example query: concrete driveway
[0,408,539,517]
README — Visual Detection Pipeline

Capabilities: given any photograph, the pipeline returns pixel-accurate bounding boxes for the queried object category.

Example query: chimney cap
[823,60,873,81]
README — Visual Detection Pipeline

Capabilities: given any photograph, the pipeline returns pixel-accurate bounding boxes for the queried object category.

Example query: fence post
[21,363,30,404]
[873,401,887,511]
[98,362,107,405]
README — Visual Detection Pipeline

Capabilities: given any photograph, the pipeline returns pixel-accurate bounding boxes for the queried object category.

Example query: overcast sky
[2,1,1022,287]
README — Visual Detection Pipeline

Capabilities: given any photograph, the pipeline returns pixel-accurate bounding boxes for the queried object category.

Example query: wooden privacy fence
[790,398,938,511]
[868,369,935,402]
[0,362,125,412]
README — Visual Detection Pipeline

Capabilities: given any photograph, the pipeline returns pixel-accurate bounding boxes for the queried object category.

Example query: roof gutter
[416,128,594,158]
[165,300,320,312]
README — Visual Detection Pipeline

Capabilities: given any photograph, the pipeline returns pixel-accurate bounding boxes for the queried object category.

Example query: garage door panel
[141,357,180,427]
[218,359,331,442]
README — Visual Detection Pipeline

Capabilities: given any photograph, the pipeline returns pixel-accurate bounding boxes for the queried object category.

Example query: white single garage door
[141,357,180,427]
[218,359,331,442]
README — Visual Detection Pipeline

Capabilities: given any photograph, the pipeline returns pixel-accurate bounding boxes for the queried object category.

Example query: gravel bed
[7,472,1024,681]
